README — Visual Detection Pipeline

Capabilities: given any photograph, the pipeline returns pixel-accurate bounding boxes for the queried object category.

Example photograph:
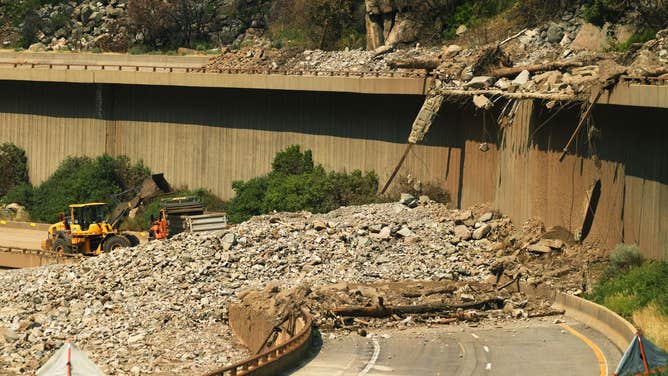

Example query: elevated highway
[1,52,666,106]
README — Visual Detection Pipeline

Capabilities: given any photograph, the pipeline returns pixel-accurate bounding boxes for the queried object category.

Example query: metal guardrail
[203,308,313,376]
[0,61,429,78]
[619,75,668,86]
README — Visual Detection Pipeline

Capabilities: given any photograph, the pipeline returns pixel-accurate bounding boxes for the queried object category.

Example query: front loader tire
[52,238,72,256]
[103,235,131,253]
[123,234,140,247]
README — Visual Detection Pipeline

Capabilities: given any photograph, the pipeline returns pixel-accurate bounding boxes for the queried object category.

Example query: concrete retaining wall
[0,79,665,259]
[554,292,636,351]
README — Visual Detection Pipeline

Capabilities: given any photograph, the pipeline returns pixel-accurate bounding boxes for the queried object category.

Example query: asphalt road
[0,226,149,251]
[289,318,622,376]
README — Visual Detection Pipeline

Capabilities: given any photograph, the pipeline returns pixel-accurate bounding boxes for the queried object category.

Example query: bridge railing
[0,61,429,78]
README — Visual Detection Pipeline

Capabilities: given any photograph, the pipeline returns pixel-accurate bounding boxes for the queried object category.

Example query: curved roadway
[288,318,621,376]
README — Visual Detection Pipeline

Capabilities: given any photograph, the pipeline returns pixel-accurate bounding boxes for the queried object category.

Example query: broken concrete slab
[473,95,494,110]
[512,70,531,86]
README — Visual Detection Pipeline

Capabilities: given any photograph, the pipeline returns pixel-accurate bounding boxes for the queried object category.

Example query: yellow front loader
[42,203,139,255]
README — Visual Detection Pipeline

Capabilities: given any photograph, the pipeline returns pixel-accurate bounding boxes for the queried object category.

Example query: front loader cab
[69,203,108,233]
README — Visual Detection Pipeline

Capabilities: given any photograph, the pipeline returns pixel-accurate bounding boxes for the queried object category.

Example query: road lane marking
[560,323,607,376]
[485,363,492,370]
[471,333,480,339]
[358,335,380,376]
[483,345,489,353]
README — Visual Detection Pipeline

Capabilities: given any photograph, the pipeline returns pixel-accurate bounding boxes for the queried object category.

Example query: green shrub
[583,0,632,26]
[610,29,658,52]
[602,293,640,318]
[0,143,30,198]
[602,243,644,281]
[128,45,147,55]
[226,177,270,224]
[267,0,365,50]
[226,145,379,224]
[28,155,150,222]
[2,183,34,207]
[589,251,668,318]
[272,145,314,175]
[656,293,668,316]
[442,0,516,40]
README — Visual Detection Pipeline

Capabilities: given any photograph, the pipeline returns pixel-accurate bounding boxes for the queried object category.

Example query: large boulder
[546,23,564,43]
[384,14,418,46]
[571,23,607,51]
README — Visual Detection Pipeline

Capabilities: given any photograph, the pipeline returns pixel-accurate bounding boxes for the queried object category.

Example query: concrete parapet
[554,292,636,351]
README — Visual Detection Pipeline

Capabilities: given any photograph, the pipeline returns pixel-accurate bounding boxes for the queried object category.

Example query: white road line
[485,363,492,370]
[471,333,480,339]
[358,335,381,376]
[483,346,489,353]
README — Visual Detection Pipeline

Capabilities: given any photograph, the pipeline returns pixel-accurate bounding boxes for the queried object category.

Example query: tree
[127,0,222,49]
[0,143,29,198]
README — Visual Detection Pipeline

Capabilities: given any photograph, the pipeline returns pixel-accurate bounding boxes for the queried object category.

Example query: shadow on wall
[529,102,668,185]
[0,81,440,145]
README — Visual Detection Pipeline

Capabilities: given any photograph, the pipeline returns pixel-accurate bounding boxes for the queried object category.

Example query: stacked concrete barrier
[554,292,636,351]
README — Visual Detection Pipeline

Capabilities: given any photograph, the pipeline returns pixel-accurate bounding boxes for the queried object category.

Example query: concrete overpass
[0,52,666,259]
[0,52,666,104]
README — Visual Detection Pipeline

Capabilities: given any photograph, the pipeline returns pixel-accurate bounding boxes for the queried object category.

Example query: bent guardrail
[203,307,312,376]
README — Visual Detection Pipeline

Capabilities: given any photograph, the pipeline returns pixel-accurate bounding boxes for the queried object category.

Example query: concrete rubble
[205,5,668,102]
[0,198,605,374]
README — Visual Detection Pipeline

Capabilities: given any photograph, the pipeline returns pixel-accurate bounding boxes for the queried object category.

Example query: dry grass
[633,303,668,351]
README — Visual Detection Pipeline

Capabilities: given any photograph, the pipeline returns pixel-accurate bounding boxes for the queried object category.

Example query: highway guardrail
[203,307,312,376]
[0,61,429,78]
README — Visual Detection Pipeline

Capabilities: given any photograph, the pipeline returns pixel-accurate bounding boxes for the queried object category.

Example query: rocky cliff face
[363,0,462,50]
[1,0,665,54]
[2,0,130,52]
[1,0,271,52]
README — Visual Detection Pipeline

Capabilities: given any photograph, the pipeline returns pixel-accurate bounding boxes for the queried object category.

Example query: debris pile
[0,198,604,374]
[204,45,439,76]
[205,7,668,102]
